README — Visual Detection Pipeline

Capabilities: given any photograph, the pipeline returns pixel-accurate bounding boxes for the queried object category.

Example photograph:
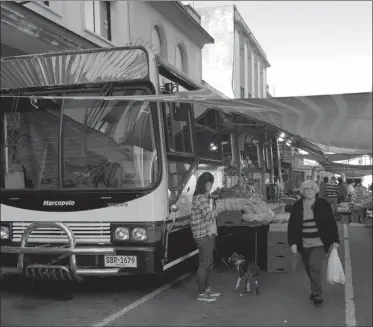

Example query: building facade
[194,4,270,98]
[0,1,213,84]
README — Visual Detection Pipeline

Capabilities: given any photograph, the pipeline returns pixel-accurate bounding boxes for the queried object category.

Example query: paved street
[1,223,371,327]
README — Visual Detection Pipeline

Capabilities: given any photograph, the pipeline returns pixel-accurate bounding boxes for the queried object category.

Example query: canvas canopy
[319,164,372,178]
[1,88,371,156]
[298,153,371,163]
[176,90,372,155]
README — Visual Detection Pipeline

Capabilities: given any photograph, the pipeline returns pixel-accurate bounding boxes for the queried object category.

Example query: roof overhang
[150,1,214,48]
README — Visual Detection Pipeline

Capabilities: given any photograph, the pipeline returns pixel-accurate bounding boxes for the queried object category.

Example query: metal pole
[269,140,275,184]
[256,142,264,168]
[276,140,284,185]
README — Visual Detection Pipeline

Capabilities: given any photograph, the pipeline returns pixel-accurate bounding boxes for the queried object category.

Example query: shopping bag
[209,217,218,236]
[326,248,345,285]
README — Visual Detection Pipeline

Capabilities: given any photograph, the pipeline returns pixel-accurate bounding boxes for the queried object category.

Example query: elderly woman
[288,180,340,306]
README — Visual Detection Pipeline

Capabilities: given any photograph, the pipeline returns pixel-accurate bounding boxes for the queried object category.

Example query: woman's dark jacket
[287,198,340,253]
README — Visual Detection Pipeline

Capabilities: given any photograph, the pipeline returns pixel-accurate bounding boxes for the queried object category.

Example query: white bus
[0,46,224,281]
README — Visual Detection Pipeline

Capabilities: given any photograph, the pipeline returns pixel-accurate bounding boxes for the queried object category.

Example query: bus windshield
[1,89,160,190]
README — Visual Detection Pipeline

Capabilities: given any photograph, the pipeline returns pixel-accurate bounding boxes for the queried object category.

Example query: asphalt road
[1,223,371,327]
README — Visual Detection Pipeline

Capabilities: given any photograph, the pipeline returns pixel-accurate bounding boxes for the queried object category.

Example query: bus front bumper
[0,222,162,280]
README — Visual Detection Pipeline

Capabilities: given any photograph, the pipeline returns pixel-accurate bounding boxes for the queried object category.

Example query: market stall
[211,181,294,272]
[337,189,373,225]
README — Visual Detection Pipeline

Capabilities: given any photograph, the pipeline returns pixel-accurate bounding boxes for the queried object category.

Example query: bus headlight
[132,228,147,241]
[0,226,10,240]
[114,227,129,241]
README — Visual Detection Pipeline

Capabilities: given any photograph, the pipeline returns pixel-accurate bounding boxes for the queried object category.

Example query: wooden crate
[217,211,242,227]
[267,253,292,272]
[268,243,290,256]
[267,230,288,246]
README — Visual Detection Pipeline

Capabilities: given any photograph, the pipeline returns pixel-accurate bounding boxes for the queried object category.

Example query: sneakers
[197,292,216,302]
[206,287,221,297]
[310,294,323,305]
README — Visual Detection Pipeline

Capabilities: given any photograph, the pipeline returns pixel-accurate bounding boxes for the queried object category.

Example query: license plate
[104,255,137,268]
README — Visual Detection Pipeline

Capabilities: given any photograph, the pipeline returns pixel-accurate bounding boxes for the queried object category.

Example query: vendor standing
[191,172,225,302]
[354,180,366,203]
[347,180,356,201]
[318,177,329,201]
[288,180,340,306]
[337,177,348,204]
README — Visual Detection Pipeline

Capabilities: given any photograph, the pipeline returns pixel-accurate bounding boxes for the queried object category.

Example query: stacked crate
[267,223,292,272]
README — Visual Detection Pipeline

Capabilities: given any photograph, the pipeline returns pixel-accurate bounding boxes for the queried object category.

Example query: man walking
[326,176,339,217]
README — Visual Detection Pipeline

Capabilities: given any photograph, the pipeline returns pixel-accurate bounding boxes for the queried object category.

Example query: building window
[151,25,169,60]
[240,87,245,98]
[85,1,112,41]
[43,1,49,6]
[175,43,188,74]
[151,27,162,55]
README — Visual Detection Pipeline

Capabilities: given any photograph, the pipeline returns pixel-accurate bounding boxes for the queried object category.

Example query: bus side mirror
[170,204,179,213]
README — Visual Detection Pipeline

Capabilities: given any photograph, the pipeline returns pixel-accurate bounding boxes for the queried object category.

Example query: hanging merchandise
[326,248,345,285]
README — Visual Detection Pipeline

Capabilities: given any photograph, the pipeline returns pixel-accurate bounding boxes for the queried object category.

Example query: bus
[0,46,224,281]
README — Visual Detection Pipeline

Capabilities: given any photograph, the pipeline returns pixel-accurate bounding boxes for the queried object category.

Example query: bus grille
[11,222,111,244]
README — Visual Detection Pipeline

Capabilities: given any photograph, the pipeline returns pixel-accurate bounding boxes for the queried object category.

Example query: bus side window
[162,102,193,154]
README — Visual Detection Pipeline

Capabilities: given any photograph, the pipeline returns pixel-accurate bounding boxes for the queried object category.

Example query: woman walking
[191,172,225,302]
[288,180,340,305]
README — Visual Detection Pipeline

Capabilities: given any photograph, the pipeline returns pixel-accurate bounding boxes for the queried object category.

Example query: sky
[189,1,372,97]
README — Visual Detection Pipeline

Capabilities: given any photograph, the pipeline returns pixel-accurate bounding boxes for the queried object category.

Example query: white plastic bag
[326,248,345,285]
[209,217,218,236]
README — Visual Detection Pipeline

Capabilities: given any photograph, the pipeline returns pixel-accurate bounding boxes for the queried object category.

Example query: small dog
[228,252,261,296]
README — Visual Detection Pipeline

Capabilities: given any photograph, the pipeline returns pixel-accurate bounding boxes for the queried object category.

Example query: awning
[182,90,372,154]
[0,47,149,90]
[2,88,371,155]
[297,153,372,163]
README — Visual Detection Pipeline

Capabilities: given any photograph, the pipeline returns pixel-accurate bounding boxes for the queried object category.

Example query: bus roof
[0,46,150,91]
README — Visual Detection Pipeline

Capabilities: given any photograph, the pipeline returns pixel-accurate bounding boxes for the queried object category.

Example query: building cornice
[150,1,214,47]
[1,2,100,51]
[233,6,270,68]
[173,1,214,43]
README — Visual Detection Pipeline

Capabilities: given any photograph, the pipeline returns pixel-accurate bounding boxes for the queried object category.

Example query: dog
[228,252,261,296]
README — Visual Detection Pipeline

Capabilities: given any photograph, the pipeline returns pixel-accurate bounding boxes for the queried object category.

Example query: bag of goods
[337,202,350,212]
[241,206,256,222]
[327,248,345,285]
[216,198,249,211]
[242,198,275,224]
